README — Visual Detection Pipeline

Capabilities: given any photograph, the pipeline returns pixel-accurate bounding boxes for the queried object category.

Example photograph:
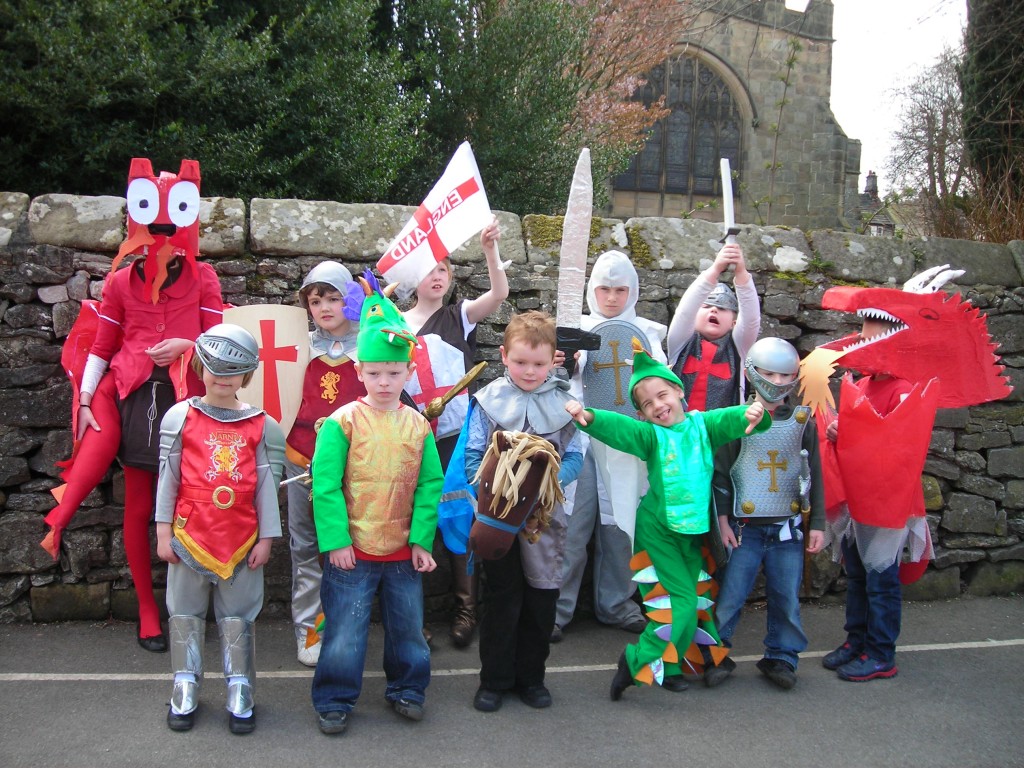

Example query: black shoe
[703,655,736,688]
[473,687,503,712]
[662,675,689,693]
[610,652,633,701]
[822,641,861,671]
[137,627,168,654]
[550,624,563,643]
[228,708,256,735]
[518,685,552,709]
[619,616,647,634]
[392,697,424,721]
[757,658,797,690]
[166,707,195,732]
[318,710,349,735]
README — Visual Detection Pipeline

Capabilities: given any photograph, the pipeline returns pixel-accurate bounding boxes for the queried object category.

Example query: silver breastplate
[729,406,810,519]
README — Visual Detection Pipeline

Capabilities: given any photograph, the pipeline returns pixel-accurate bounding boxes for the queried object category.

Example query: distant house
[859,171,896,237]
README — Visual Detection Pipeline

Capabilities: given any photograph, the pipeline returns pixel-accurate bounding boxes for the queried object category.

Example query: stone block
[956,474,1005,502]
[66,271,91,301]
[922,475,944,511]
[810,230,913,284]
[0,511,60,574]
[988,542,1024,563]
[956,431,1012,451]
[30,581,110,621]
[940,493,1003,534]
[52,300,80,338]
[931,546,985,569]
[28,195,125,252]
[924,456,960,481]
[942,533,1019,548]
[988,445,1024,478]
[4,303,51,329]
[0,574,31,607]
[198,197,247,257]
[902,566,961,601]
[36,284,68,304]
[918,239,1021,288]
[0,364,58,388]
[934,408,969,429]
[4,493,57,513]
[28,429,73,478]
[63,529,108,579]
[0,456,30,486]
[110,586,167,622]
[0,383,72,427]
[964,560,1024,596]
[1005,480,1024,510]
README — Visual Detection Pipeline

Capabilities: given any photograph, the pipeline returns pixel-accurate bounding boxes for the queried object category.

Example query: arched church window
[614,56,741,198]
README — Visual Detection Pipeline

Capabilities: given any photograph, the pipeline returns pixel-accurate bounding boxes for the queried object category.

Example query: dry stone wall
[1,191,1022,624]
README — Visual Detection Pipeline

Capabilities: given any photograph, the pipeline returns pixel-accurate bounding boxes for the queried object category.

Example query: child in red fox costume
[41,158,224,651]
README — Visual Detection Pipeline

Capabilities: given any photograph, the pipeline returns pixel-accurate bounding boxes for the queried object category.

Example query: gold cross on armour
[757,450,788,492]
[592,340,630,405]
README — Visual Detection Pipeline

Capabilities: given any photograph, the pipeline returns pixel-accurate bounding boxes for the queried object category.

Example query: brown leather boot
[449,553,478,648]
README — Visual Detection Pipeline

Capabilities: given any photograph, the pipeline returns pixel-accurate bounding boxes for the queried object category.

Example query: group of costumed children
[46,158,952,737]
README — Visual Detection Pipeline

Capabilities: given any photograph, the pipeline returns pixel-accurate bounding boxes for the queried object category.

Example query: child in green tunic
[564,342,769,699]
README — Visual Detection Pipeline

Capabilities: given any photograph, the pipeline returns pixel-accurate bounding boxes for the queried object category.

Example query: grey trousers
[555,452,642,628]
[166,560,264,623]
[285,458,323,643]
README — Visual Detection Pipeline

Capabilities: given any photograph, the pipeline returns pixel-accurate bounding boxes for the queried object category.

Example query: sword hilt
[719,225,741,246]
[555,327,602,378]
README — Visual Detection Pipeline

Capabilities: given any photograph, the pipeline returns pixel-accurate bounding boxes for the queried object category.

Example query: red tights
[42,374,162,639]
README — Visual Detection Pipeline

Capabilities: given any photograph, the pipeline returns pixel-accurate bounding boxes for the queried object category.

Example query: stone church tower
[610,0,862,231]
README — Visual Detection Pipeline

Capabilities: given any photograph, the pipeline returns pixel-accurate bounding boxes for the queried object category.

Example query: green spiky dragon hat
[356,272,417,363]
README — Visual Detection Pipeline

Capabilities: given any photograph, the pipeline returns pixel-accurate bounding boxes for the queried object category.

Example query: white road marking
[1,637,1022,682]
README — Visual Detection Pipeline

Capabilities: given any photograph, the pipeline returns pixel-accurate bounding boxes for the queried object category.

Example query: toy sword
[720,158,741,246]
[799,447,813,596]
[555,148,600,377]
[424,361,487,419]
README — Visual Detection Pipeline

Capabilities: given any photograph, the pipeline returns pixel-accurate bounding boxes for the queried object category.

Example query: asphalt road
[1,595,1022,768]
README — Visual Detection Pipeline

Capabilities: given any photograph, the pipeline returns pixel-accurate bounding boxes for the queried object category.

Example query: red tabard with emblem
[172,408,266,579]
[286,356,365,466]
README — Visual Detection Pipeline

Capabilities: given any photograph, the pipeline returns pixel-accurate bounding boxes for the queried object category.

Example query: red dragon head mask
[109,158,202,304]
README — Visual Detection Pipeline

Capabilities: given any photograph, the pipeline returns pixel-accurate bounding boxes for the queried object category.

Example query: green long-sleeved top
[579,405,771,535]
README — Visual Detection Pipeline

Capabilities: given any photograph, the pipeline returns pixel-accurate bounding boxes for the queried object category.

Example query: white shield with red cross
[224,304,310,435]
[406,333,469,440]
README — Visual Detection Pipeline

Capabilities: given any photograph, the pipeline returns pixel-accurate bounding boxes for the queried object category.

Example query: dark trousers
[479,538,557,690]
[842,536,901,664]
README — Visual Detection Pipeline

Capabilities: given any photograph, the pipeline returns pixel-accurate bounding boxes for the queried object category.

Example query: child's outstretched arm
[565,399,593,427]
[667,244,741,362]
[744,401,765,434]
[464,217,510,324]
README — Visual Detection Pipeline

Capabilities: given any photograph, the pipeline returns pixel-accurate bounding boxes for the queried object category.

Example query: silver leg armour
[218,617,256,716]
[169,615,205,715]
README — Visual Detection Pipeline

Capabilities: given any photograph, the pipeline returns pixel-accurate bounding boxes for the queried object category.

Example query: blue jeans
[311,559,430,714]
[715,521,807,669]
[841,536,901,664]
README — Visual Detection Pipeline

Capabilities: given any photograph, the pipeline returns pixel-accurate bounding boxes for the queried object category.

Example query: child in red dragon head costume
[799,265,1012,682]
[41,158,224,652]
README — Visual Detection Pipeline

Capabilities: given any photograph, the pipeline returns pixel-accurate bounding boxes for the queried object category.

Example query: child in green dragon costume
[564,341,769,699]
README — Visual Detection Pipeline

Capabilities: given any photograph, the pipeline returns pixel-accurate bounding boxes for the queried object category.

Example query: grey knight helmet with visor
[744,336,800,404]
[194,323,260,376]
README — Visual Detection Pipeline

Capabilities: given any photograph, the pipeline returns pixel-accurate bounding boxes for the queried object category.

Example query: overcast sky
[827,0,967,195]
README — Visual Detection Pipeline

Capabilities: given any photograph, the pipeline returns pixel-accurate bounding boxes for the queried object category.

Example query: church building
[610,0,865,232]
